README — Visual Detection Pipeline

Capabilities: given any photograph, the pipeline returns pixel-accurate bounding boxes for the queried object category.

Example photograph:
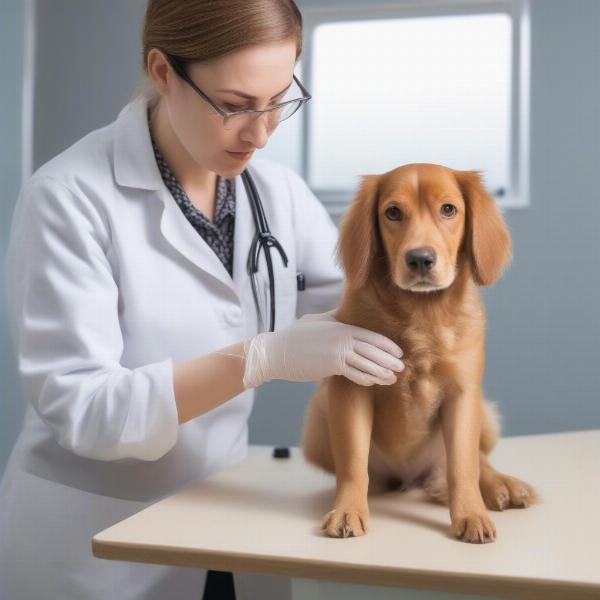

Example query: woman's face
[156,39,298,178]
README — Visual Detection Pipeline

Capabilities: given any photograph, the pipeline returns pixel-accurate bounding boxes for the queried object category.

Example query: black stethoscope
[241,168,305,333]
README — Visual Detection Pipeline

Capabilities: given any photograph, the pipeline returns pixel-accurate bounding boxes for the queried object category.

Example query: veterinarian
[0,1,405,599]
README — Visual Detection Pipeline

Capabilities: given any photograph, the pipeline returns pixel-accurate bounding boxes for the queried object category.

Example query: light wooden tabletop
[93,429,600,600]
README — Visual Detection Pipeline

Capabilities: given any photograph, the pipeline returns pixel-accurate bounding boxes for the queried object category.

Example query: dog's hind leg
[477,399,541,509]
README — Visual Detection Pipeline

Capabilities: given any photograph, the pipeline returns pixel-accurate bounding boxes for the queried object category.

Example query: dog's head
[336,163,512,292]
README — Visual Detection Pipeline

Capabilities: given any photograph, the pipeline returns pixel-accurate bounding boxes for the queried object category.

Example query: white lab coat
[0,94,343,600]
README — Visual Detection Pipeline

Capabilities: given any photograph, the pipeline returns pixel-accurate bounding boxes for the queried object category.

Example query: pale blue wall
[0,0,25,475]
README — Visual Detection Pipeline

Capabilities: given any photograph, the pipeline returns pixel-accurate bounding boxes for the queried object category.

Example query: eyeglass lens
[222,100,303,130]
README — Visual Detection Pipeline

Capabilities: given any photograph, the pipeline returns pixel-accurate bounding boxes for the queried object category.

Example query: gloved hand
[242,311,405,389]
[295,308,338,323]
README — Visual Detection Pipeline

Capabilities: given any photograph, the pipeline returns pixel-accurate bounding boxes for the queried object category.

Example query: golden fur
[301,163,540,543]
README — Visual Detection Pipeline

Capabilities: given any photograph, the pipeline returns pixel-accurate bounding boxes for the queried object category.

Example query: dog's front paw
[320,506,369,538]
[450,502,497,543]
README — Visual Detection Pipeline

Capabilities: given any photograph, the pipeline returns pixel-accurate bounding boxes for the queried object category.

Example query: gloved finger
[346,353,397,383]
[343,365,396,387]
[349,326,403,358]
[299,310,338,323]
[316,308,338,321]
[353,340,405,372]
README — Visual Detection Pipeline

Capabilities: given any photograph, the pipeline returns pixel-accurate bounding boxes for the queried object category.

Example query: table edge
[91,538,600,600]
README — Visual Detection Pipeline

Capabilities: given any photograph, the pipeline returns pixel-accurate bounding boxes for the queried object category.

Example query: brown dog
[301,163,539,544]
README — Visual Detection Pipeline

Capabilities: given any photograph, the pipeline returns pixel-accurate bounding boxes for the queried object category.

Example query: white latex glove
[242,312,405,389]
[297,308,338,323]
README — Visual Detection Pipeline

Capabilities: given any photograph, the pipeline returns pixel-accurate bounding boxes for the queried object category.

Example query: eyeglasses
[164,52,311,131]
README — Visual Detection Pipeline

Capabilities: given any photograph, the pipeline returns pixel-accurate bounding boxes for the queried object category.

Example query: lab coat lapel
[113,95,240,299]
[159,169,264,314]
[156,186,236,295]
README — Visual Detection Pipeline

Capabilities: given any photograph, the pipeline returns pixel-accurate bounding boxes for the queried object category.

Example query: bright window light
[308,14,512,196]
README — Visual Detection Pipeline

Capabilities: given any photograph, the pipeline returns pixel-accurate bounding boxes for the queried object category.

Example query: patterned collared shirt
[148,118,236,277]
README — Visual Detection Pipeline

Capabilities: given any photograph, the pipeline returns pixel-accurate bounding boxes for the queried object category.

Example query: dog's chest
[399,321,457,377]
[371,322,456,455]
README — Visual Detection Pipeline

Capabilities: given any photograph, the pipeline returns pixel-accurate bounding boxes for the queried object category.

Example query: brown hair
[132,0,303,104]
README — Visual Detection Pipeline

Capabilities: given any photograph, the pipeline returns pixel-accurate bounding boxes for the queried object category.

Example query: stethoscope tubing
[241,169,289,333]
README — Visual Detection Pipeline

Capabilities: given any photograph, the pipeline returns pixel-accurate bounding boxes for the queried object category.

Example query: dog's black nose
[405,247,437,275]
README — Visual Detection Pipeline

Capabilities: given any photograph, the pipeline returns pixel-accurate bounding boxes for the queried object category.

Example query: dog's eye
[385,206,404,221]
[441,203,457,217]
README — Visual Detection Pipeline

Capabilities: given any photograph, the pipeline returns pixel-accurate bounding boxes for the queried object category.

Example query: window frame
[298,0,531,217]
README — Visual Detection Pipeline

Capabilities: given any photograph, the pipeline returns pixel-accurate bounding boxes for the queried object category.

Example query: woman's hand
[242,314,405,389]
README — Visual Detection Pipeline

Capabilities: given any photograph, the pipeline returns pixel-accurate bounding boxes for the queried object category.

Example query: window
[257,1,530,216]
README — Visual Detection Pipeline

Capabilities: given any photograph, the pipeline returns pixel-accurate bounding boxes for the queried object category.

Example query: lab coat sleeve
[5,176,179,462]
[284,167,345,317]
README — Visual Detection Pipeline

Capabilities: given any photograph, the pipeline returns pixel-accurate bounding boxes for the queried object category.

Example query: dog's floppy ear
[336,174,381,290]
[454,170,512,286]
